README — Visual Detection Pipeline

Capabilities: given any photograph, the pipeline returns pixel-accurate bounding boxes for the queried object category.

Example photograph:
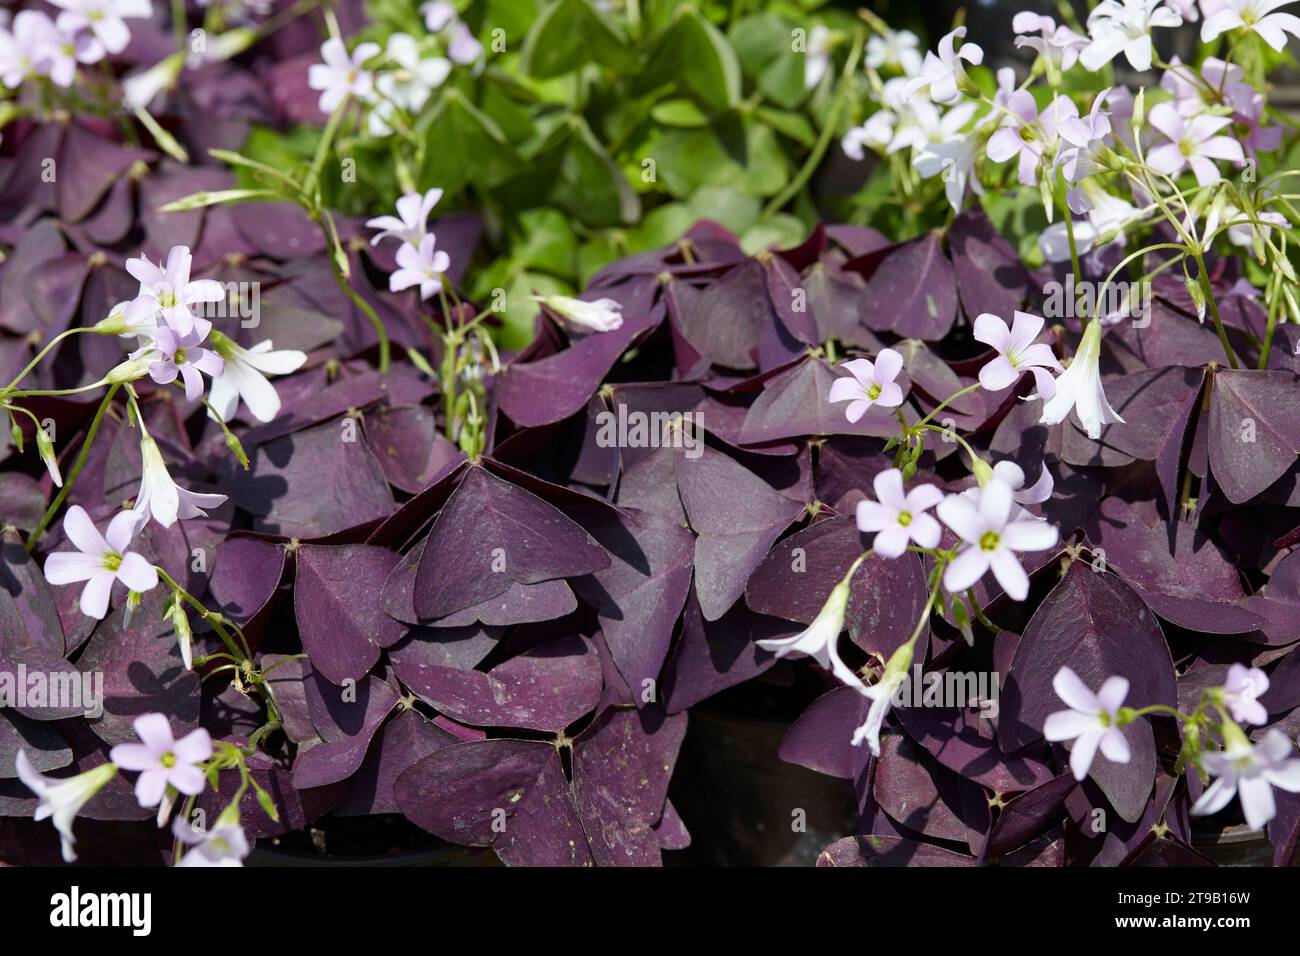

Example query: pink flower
[974,311,1062,398]
[1202,0,1300,51]
[1044,667,1132,781]
[992,459,1055,507]
[366,188,443,247]
[136,326,224,401]
[828,349,906,422]
[900,27,983,105]
[937,478,1059,600]
[172,815,249,867]
[855,468,944,558]
[390,233,451,300]
[1012,12,1089,71]
[125,245,225,339]
[307,37,380,112]
[109,713,213,808]
[43,506,157,619]
[1222,663,1269,726]
[1146,102,1245,187]
[1192,729,1300,830]
[987,91,1078,187]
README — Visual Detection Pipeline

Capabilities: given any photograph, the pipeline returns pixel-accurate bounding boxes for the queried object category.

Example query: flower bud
[1131,88,1145,132]
[971,457,994,487]
[168,594,195,671]
[36,426,62,487]
[105,357,152,384]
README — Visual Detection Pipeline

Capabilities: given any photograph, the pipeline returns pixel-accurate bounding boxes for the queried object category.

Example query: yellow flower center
[897,511,912,527]
[979,531,1000,552]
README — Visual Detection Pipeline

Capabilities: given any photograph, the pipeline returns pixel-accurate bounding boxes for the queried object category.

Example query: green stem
[1192,248,1240,369]
[26,385,119,553]
[761,29,863,219]
[331,254,391,374]
[915,382,981,428]
[3,328,90,391]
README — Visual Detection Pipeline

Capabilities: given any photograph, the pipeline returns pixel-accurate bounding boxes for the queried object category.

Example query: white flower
[865,27,922,76]
[389,232,451,300]
[368,33,451,135]
[421,0,457,32]
[890,98,977,155]
[366,188,443,247]
[804,24,834,89]
[446,21,483,66]
[851,640,916,756]
[841,112,895,160]
[987,91,1079,187]
[135,325,224,401]
[974,310,1063,398]
[1146,102,1244,187]
[207,331,307,424]
[937,478,1059,600]
[756,563,865,691]
[308,37,380,113]
[535,295,623,333]
[125,245,225,339]
[855,468,944,559]
[134,434,228,528]
[1043,666,1133,781]
[122,51,185,110]
[992,459,1055,507]
[0,11,92,89]
[43,506,157,619]
[1013,12,1089,72]
[1192,729,1300,830]
[1039,321,1125,439]
[1058,89,1115,210]
[1202,0,1300,51]
[14,753,117,862]
[109,713,212,808]
[172,814,250,867]
[900,27,983,106]
[1039,181,1141,262]
[48,0,151,56]
[1222,663,1269,726]
[1081,0,1184,72]
[914,129,983,211]
[827,349,906,422]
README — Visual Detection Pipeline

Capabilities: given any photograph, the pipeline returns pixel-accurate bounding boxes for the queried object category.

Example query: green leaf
[417,90,524,195]
[513,208,579,277]
[471,262,569,350]
[649,113,787,199]
[643,8,741,111]
[651,98,711,128]
[740,214,807,255]
[520,0,633,78]
[533,116,641,228]
[754,106,815,147]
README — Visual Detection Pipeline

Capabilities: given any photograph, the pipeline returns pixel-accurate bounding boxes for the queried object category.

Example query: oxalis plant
[7,0,1300,871]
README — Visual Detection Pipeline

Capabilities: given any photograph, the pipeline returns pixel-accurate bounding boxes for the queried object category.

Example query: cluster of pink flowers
[367,188,453,300]
[16,713,246,866]
[0,0,152,91]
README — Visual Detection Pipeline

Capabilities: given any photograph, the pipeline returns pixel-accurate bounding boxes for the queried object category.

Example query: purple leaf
[1209,369,1300,503]
[817,834,975,866]
[395,636,602,732]
[778,685,869,778]
[740,356,913,442]
[873,733,989,847]
[1086,497,1263,634]
[0,533,66,657]
[412,466,609,619]
[225,418,396,539]
[896,703,1055,793]
[859,232,958,340]
[206,536,286,627]
[365,405,464,494]
[395,739,594,866]
[676,446,806,620]
[388,623,503,673]
[334,709,462,816]
[948,206,1034,322]
[295,543,405,684]
[570,707,687,866]
[661,598,789,713]
[572,508,694,694]
[292,671,400,790]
